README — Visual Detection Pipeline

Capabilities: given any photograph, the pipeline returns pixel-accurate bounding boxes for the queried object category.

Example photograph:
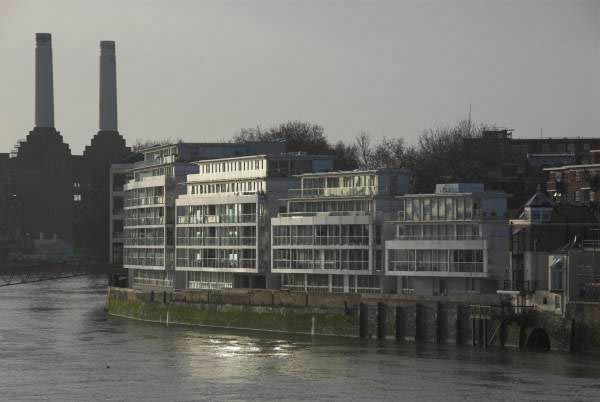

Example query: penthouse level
[271,168,412,294]
[175,153,334,290]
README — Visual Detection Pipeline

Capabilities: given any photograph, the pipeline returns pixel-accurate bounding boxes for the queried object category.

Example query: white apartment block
[120,142,286,290]
[108,163,132,265]
[271,169,412,294]
[385,183,509,296]
[175,153,334,290]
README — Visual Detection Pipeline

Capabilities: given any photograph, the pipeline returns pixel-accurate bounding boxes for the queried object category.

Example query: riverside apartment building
[385,183,509,296]
[270,169,412,294]
[120,142,285,290]
[174,153,334,290]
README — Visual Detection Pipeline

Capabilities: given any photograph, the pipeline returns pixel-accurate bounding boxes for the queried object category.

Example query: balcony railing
[134,154,176,169]
[273,260,369,271]
[394,235,482,241]
[288,186,377,198]
[396,210,506,222]
[176,258,256,270]
[177,214,257,225]
[124,196,164,208]
[124,258,164,267]
[277,211,369,218]
[124,217,165,227]
[176,237,256,247]
[388,261,484,273]
[124,238,165,246]
[272,236,369,247]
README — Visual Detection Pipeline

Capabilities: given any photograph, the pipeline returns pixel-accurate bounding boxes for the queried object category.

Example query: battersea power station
[0,33,131,262]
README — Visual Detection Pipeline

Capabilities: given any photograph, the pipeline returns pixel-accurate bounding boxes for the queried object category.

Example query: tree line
[231,119,502,192]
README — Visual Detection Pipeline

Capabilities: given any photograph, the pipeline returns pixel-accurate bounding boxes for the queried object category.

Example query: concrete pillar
[35,33,54,128]
[99,41,118,131]
[376,303,386,340]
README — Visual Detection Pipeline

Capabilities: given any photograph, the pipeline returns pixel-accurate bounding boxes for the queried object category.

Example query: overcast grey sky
[1,0,599,154]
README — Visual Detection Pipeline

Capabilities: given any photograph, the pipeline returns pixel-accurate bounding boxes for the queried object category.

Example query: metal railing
[123,238,165,246]
[134,155,176,169]
[273,260,369,271]
[396,210,507,222]
[176,258,256,269]
[394,235,482,241]
[272,236,369,247]
[176,237,256,247]
[387,261,484,273]
[288,186,377,198]
[277,211,369,218]
[124,196,164,208]
[124,217,165,226]
[177,214,257,225]
[124,257,164,267]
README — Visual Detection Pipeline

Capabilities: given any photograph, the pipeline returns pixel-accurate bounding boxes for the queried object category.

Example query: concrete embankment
[106,287,600,352]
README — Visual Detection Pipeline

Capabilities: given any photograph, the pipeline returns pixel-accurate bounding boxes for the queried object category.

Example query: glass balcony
[288,186,377,198]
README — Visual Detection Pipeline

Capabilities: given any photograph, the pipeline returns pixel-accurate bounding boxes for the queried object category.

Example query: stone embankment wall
[106,287,599,352]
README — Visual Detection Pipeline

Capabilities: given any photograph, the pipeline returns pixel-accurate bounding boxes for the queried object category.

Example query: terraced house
[270,169,412,294]
[174,153,333,290]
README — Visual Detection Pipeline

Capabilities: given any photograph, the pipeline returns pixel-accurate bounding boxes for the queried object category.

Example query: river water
[0,277,599,402]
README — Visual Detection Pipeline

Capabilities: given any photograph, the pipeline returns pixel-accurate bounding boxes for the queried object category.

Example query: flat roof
[139,141,282,153]
[397,191,506,198]
[192,153,333,165]
[296,168,412,177]
[544,163,600,172]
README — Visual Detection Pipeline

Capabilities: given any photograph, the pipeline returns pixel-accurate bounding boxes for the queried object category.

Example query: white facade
[123,145,186,289]
[175,154,334,290]
[108,163,131,265]
[385,184,509,296]
[271,169,412,294]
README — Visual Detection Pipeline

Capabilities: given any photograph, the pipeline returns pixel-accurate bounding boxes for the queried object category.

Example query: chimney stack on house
[34,33,54,128]
[99,41,118,131]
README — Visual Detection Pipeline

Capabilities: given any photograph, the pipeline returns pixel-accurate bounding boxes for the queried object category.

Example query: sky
[0,0,599,155]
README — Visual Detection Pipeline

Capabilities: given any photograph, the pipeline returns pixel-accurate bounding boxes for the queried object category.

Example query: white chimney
[99,41,118,131]
[35,33,54,128]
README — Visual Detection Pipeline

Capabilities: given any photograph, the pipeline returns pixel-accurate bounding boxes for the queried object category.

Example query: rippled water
[0,277,599,401]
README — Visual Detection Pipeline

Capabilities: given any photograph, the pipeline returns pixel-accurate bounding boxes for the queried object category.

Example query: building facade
[175,153,334,290]
[270,169,412,294]
[545,150,600,211]
[385,183,509,296]
[508,191,597,295]
[121,142,287,290]
[466,129,600,209]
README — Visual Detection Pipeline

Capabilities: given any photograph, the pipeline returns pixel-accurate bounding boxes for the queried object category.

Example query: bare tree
[355,131,373,169]
[131,138,180,151]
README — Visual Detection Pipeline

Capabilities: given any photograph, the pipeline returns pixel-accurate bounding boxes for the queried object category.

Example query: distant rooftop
[296,167,411,178]
[523,191,554,208]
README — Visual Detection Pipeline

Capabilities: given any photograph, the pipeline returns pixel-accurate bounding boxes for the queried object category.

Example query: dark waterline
[0,277,598,402]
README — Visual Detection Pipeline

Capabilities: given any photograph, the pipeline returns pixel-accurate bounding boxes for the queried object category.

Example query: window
[423,198,431,220]
[542,143,550,153]
[557,144,566,153]
[388,249,416,271]
[74,194,82,202]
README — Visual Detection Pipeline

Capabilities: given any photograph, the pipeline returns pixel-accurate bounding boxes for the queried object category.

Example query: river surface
[0,277,599,402]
